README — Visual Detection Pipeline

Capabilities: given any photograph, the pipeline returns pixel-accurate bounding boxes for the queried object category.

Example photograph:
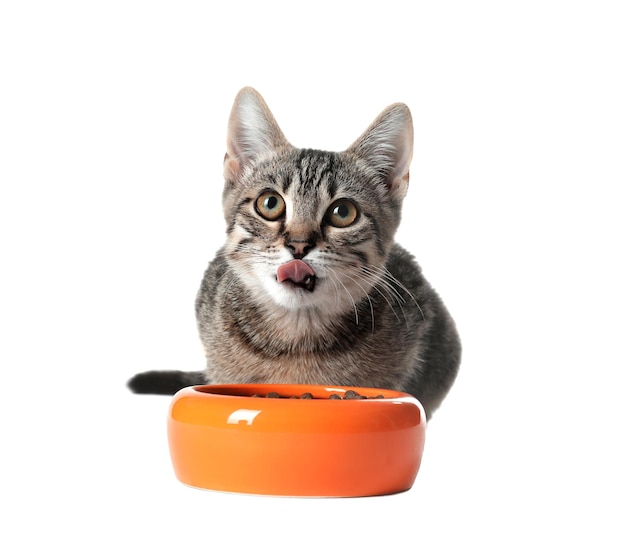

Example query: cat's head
[220,87,413,316]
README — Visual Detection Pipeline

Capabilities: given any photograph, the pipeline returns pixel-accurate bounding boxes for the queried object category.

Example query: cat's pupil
[336,205,349,218]
[267,196,278,209]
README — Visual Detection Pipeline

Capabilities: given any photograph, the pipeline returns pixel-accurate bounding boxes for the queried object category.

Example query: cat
[128,87,461,420]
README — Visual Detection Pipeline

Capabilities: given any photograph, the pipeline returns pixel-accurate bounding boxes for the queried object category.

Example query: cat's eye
[326,199,359,228]
[255,191,286,221]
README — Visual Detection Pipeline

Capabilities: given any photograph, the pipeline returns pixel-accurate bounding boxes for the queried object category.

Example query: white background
[1,1,625,539]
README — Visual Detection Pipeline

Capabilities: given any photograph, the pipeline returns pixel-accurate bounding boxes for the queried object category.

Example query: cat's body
[128,87,461,419]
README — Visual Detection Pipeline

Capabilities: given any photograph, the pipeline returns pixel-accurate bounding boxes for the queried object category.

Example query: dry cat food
[251,390,385,400]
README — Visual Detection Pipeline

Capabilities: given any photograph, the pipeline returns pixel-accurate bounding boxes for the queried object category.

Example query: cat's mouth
[276,260,316,292]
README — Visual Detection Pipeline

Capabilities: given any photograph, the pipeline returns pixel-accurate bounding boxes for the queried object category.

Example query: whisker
[332,262,425,327]
[377,265,425,321]
[345,266,405,325]
[326,268,359,326]
[340,272,375,332]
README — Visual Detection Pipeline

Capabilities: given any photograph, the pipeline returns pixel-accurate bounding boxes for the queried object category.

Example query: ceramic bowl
[167,383,426,497]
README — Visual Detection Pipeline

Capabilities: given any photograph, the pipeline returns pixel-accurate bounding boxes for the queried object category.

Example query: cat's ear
[346,103,414,200]
[224,87,289,183]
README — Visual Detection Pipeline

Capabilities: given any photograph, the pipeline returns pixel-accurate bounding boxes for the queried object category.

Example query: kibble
[249,390,384,400]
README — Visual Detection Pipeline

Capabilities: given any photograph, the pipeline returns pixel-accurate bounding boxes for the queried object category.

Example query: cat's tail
[127,370,207,395]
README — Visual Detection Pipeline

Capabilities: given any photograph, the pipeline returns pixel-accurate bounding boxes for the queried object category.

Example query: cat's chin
[262,277,337,314]
[271,281,320,310]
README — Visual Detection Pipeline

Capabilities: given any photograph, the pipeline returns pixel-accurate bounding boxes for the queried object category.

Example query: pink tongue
[277,260,315,284]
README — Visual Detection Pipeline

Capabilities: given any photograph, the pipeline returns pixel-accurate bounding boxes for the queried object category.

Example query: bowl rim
[168,383,425,435]
[185,382,421,401]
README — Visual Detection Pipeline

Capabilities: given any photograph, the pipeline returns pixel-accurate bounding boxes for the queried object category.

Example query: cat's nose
[287,240,314,258]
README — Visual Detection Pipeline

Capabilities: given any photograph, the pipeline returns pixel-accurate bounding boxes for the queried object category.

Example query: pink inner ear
[277,260,315,284]
[223,153,240,182]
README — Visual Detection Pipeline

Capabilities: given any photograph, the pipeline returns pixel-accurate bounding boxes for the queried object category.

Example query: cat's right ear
[224,87,289,183]
[346,102,414,202]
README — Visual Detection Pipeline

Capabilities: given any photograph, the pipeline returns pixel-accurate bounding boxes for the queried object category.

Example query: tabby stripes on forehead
[291,149,339,199]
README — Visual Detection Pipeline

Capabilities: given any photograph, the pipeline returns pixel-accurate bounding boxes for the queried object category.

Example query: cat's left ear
[346,103,414,200]
[224,87,290,183]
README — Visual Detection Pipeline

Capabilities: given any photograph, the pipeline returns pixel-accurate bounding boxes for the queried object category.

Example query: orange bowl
[167,383,426,497]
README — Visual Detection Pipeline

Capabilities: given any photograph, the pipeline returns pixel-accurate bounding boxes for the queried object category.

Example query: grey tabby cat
[128,87,461,420]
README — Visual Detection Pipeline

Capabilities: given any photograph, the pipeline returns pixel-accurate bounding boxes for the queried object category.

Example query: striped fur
[129,87,461,419]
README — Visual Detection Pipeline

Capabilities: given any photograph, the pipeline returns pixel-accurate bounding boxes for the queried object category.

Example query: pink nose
[287,240,313,257]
